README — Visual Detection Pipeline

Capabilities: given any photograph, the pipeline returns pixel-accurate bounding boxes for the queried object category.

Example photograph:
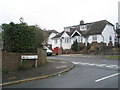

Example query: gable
[102,24,115,36]
[61,31,70,38]
[71,30,81,37]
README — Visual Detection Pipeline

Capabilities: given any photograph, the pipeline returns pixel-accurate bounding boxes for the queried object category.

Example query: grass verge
[47,59,62,62]
[107,55,120,59]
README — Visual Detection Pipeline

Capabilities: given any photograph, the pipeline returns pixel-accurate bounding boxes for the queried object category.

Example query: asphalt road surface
[3,55,120,88]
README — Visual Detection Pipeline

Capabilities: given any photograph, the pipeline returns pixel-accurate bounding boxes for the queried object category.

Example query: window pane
[109,36,112,42]
[92,35,97,41]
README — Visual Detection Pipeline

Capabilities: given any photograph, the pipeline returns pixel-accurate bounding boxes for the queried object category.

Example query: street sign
[21,55,38,67]
[21,55,38,60]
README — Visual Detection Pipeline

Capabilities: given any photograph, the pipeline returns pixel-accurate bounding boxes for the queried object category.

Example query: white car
[43,46,52,56]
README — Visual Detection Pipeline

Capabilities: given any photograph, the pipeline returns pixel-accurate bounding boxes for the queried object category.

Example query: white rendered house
[48,31,58,45]
[51,20,116,50]
[45,30,58,48]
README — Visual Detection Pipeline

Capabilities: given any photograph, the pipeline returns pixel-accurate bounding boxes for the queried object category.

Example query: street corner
[1,60,75,87]
[55,65,68,69]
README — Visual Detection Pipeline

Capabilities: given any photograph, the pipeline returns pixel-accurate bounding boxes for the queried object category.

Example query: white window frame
[92,35,97,42]
[80,25,87,30]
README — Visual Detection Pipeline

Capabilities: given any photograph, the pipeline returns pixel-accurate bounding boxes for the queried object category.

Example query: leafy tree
[2,22,45,53]
[34,26,45,48]
[71,39,78,52]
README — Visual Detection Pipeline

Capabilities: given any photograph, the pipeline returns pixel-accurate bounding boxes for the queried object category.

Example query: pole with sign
[21,55,38,68]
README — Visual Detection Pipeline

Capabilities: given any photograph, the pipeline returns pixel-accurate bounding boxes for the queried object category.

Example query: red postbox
[53,47,59,55]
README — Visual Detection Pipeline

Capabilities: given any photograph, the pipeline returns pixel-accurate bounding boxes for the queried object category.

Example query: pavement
[1,60,75,86]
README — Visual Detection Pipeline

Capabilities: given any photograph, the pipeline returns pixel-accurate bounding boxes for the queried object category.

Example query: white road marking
[93,64,100,66]
[88,63,96,66]
[81,63,89,65]
[72,62,80,64]
[78,62,83,64]
[115,66,120,68]
[106,65,115,68]
[110,65,118,67]
[95,64,107,67]
[110,65,119,68]
[105,65,119,68]
[95,73,120,82]
[71,61,118,69]
[95,64,104,67]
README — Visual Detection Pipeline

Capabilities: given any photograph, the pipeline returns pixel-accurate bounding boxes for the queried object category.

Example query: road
[3,55,120,88]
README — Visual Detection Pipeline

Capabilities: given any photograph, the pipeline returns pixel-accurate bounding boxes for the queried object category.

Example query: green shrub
[78,44,85,51]
[71,40,78,52]
[2,22,45,53]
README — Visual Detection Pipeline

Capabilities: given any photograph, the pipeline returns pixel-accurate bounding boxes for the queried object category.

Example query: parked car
[43,46,53,56]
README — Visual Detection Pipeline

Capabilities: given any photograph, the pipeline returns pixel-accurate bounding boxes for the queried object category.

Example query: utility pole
[118,1,120,26]
[118,1,120,55]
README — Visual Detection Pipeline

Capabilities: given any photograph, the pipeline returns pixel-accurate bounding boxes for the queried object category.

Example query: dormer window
[64,27,70,32]
[80,25,87,31]
[82,26,85,29]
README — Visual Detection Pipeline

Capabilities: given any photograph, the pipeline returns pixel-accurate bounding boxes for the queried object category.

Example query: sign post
[21,55,38,68]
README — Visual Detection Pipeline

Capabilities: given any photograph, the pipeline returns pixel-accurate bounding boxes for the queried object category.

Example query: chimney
[80,20,84,25]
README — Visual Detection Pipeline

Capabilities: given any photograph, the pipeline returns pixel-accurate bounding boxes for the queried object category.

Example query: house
[47,30,59,45]
[44,30,59,49]
[51,20,116,50]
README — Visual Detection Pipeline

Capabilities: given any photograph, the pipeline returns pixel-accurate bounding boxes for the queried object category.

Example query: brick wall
[37,48,47,66]
[2,48,47,72]
[2,52,21,71]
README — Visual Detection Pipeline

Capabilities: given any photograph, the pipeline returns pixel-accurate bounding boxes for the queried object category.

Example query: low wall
[60,42,119,55]
[37,48,47,66]
[2,48,47,72]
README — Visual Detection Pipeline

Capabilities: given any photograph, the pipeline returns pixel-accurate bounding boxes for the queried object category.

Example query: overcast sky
[0,0,119,32]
